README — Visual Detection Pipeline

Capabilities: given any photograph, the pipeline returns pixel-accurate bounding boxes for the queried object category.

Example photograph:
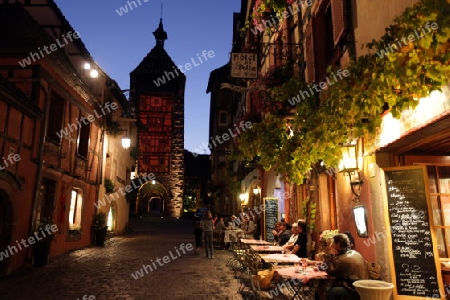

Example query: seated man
[245,216,256,238]
[290,221,307,257]
[282,223,299,251]
[278,222,291,246]
[228,215,237,229]
[318,233,369,300]
[214,217,228,249]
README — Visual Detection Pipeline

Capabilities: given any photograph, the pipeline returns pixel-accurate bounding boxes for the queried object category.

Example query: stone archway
[147,197,162,213]
[0,189,13,275]
[136,181,169,217]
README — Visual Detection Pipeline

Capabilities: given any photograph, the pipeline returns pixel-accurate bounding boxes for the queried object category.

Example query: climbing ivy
[234,0,450,185]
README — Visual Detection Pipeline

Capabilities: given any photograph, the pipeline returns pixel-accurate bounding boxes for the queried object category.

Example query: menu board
[384,166,444,299]
[263,197,278,242]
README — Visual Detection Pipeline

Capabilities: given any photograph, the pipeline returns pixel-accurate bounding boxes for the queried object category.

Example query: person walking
[193,221,203,256]
[201,210,214,258]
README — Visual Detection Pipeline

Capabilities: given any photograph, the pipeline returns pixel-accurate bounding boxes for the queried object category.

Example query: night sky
[54,0,241,153]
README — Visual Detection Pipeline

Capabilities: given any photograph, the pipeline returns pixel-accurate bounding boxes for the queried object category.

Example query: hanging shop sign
[231,53,258,79]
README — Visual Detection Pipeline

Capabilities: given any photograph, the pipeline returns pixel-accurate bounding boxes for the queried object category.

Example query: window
[77,113,90,159]
[69,189,83,229]
[219,111,228,126]
[308,0,347,82]
[46,92,65,144]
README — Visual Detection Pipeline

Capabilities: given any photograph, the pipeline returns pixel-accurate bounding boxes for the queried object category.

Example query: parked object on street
[93,212,108,246]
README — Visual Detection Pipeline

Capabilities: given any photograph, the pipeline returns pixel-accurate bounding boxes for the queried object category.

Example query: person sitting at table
[317,233,369,300]
[228,215,237,229]
[272,222,283,243]
[290,221,307,257]
[282,223,299,251]
[214,217,228,250]
[239,214,249,232]
[245,216,256,238]
[278,222,291,246]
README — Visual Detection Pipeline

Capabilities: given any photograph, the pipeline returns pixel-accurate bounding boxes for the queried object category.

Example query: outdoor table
[240,238,271,245]
[223,229,244,249]
[250,245,284,253]
[260,253,301,264]
[275,266,329,300]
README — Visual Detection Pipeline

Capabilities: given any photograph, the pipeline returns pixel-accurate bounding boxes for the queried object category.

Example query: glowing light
[90,69,99,78]
[121,137,131,149]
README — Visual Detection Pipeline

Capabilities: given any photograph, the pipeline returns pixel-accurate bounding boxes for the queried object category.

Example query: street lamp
[252,186,260,207]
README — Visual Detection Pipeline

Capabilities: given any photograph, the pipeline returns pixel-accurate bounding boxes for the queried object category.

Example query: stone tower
[130,19,185,217]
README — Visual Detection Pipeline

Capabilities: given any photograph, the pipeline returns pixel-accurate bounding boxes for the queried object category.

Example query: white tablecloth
[240,238,271,245]
[261,253,301,263]
[250,245,284,252]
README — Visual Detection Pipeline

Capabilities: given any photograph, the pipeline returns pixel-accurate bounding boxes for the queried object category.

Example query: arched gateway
[136,180,170,217]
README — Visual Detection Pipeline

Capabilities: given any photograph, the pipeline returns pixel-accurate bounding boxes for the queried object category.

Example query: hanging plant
[251,0,296,29]
[254,63,296,114]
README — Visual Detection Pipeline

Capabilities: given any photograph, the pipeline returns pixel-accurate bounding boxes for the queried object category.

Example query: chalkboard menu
[263,198,278,242]
[384,166,443,299]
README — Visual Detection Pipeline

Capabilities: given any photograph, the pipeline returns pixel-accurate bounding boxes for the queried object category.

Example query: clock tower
[130,19,185,217]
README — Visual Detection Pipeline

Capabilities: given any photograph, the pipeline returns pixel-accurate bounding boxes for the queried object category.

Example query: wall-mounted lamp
[121,134,131,149]
[114,127,131,149]
[239,193,248,205]
[339,140,363,201]
[253,186,260,195]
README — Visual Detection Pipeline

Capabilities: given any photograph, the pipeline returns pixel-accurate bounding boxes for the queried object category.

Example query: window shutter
[305,22,315,83]
[331,0,346,46]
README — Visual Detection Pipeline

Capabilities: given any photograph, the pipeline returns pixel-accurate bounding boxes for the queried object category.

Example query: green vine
[104,179,115,194]
[235,0,450,184]
[106,121,121,137]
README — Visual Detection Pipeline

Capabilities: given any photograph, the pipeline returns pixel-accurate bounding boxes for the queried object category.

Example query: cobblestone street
[0,216,244,300]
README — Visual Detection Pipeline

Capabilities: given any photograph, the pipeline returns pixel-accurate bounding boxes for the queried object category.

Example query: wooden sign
[383,166,445,299]
[231,53,258,79]
[263,197,278,242]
